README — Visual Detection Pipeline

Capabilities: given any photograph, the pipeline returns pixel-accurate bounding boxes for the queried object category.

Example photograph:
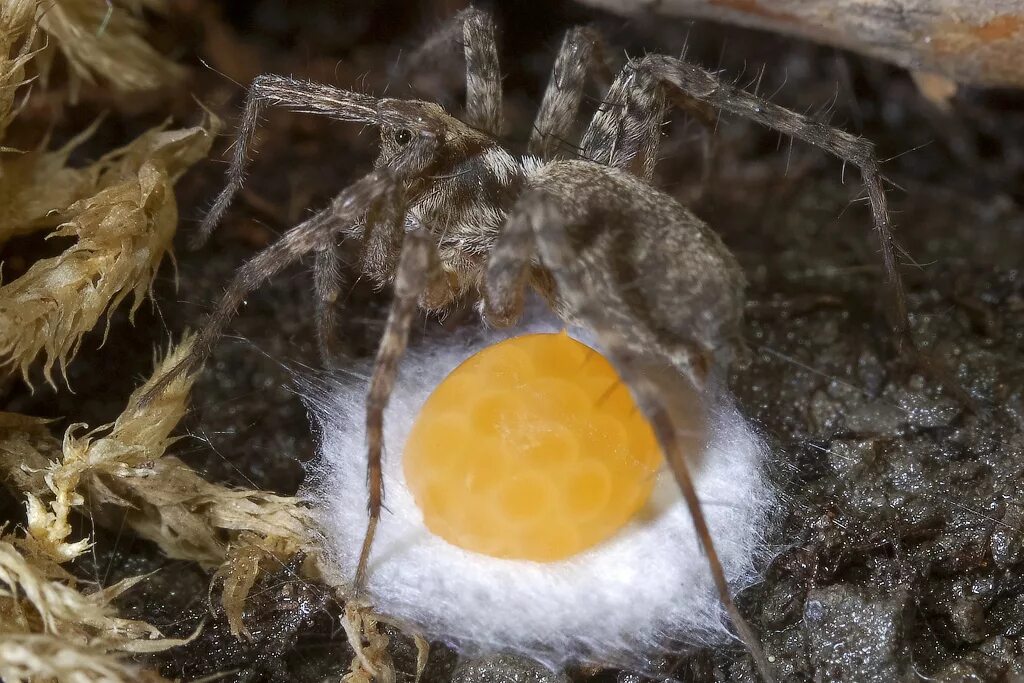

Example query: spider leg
[482,192,537,326]
[528,26,612,160]
[314,239,344,365]
[530,200,773,682]
[140,169,404,405]
[194,75,443,247]
[585,54,911,346]
[359,180,406,283]
[579,60,721,182]
[354,224,438,592]
[483,190,773,682]
[402,7,503,135]
[319,173,417,367]
[579,59,666,180]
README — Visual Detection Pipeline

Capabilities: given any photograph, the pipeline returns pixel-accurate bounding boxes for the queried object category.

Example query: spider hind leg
[485,185,774,682]
[582,53,911,351]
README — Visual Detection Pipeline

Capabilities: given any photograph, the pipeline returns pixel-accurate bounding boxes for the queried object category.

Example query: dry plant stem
[0,0,37,139]
[13,334,202,561]
[0,540,197,650]
[0,537,198,683]
[32,0,184,98]
[0,4,239,680]
[0,119,212,244]
[212,537,291,640]
[0,337,314,572]
[342,602,398,683]
[0,633,154,683]
[578,0,1024,89]
[0,336,316,675]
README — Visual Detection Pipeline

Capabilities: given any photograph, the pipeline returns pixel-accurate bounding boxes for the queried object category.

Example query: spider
[146,7,912,680]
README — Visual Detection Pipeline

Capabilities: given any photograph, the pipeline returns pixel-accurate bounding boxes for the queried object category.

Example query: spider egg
[305,320,773,672]
[403,331,665,562]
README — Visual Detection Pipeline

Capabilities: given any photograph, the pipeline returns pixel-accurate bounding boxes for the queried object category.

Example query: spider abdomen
[526,160,746,371]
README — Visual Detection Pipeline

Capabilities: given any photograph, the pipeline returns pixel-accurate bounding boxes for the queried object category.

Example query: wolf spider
[148,7,912,680]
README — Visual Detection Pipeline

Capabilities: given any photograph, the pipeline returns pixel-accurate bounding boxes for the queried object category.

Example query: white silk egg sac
[301,315,774,672]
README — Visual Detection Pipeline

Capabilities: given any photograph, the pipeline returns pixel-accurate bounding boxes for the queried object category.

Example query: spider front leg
[196,76,363,246]
[355,224,441,591]
[194,75,443,247]
[314,174,411,368]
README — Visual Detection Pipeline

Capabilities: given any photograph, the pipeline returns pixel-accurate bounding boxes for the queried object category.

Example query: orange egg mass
[402,331,663,561]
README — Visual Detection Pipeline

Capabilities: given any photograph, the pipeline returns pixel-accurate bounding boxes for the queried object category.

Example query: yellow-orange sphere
[402,331,662,561]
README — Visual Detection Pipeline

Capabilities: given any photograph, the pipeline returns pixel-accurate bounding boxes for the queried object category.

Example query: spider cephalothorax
[370,109,533,311]
[145,8,914,680]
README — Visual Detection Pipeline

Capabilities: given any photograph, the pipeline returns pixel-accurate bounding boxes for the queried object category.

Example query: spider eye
[394,128,413,145]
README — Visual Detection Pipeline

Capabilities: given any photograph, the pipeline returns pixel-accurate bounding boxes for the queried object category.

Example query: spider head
[359,97,520,306]
[373,99,492,182]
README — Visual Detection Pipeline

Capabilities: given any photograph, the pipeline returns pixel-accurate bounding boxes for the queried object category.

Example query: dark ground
[2,0,1024,681]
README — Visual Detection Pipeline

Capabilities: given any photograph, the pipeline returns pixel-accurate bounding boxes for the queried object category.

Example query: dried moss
[0,332,322,680]
[0,120,217,385]
[0,2,329,679]
[0,335,316,565]
[0,633,164,683]
[31,0,184,100]
[0,339,205,679]
[0,0,36,140]
[0,334,323,681]
[0,537,195,682]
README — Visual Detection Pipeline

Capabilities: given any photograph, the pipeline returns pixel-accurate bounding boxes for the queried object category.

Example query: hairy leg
[532,207,775,683]
[402,7,503,135]
[358,180,406,284]
[580,62,666,180]
[192,92,441,368]
[140,169,403,405]
[528,26,612,160]
[318,173,409,367]
[586,54,911,346]
[483,190,774,682]
[651,54,910,345]
[194,75,443,247]
[314,239,344,365]
[318,175,425,367]
[355,224,440,591]
[481,191,537,326]
[579,62,724,182]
